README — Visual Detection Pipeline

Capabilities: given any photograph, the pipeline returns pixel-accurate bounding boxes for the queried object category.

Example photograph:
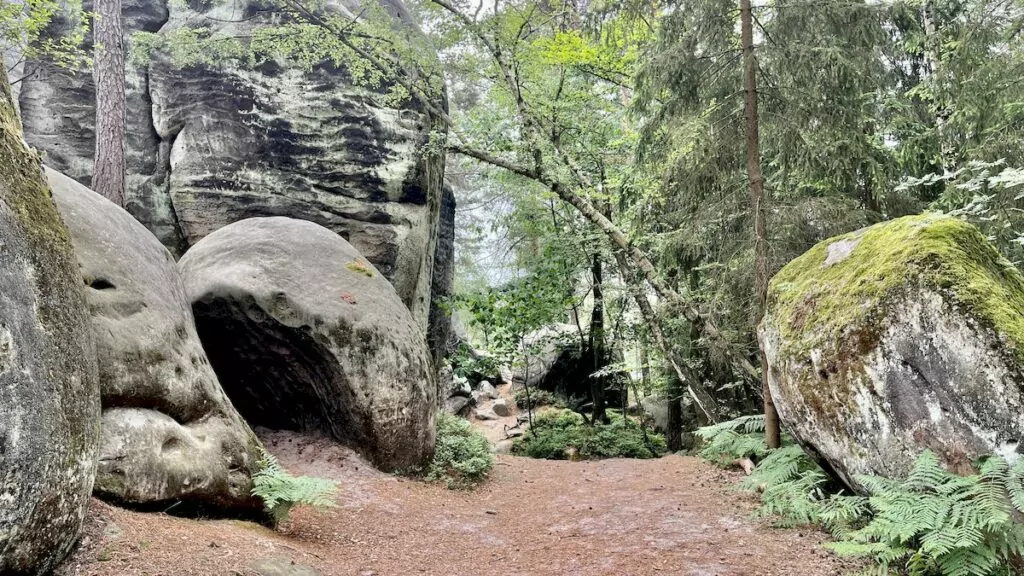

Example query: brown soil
[58,430,857,576]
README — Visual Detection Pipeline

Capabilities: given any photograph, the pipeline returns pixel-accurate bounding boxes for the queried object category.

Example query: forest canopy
[5,0,1024,439]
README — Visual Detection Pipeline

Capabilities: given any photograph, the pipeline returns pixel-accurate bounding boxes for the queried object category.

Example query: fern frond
[251,447,338,525]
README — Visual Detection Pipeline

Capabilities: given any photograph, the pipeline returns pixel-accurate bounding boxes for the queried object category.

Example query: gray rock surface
[513,324,585,393]
[19,0,450,341]
[479,381,499,400]
[761,214,1024,491]
[475,409,499,421]
[444,396,472,417]
[452,374,472,397]
[47,168,261,512]
[427,186,456,368]
[493,440,514,455]
[492,398,511,417]
[179,217,436,471]
[0,85,100,575]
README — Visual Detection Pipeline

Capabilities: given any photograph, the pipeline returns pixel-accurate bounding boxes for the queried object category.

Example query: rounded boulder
[47,168,262,513]
[760,214,1024,490]
[178,217,436,471]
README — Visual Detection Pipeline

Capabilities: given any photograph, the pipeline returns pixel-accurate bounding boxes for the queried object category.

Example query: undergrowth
[513,409,666,459]
[427,412,495,489]
[513,388,566,410]
[698,415,1024,576]
[251,448,338,526]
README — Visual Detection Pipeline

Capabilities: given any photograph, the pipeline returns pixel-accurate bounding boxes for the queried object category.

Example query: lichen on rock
[0,74,100,575]
[47,168,263,514]
[761,213,1024,491]
[179,217,437,472]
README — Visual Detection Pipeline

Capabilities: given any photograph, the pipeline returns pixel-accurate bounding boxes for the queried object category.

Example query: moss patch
[0,75,78,330]
[344,259,374,278]
[766,213,1024,363]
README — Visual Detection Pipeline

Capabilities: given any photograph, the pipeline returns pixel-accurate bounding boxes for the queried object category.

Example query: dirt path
[59,431,854,576]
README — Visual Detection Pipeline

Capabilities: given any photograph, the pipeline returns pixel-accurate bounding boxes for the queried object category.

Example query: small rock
[475,409,500,421]
[492,398,511,417]
[452,374,471,397]
[479,381,499,400]
[444,396,472,416]
[493,440,514,454]
[505,428,524,438]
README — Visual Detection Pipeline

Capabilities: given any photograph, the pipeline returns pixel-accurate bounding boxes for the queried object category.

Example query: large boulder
[0,81,100,574]
[178,217,436,471]
[760,214,1024,490]
[18,0,451,346]
[513,324,589,397]
[46,168,262,512]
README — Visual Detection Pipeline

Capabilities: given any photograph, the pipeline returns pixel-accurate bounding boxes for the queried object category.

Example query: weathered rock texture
[514,324,589,397]
[179,217,437,471]
[427,185,456,370]
[0,80,100,575]
[46,168,262,512]
[760,214,1024,491]
[18,0,450,346]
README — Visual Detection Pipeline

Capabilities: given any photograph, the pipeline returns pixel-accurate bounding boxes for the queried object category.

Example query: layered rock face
[0,82,100,575]
[760,214,1024,491]
[47,168,262,512]
[179,217,437,471]
[18,0,449,342]
[427,186,456,370]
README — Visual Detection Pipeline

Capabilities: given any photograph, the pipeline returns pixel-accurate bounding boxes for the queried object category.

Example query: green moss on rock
[766,213,1024,362]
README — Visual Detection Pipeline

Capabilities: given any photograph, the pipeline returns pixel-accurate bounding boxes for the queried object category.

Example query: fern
[697,415,1024,576]
[251,447,338,525]
[695,414,770,464]
[826,450,1024,576]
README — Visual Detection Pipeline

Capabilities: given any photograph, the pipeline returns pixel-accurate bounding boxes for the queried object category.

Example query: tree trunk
[589,254,608,424]
[665,395,683,452]
[741,0,781,449]
[612,250,721,422]
[91,0,126,206]
[640,342,651,397]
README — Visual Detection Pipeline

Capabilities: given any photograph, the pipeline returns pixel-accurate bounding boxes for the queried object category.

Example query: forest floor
[57,428,858,576]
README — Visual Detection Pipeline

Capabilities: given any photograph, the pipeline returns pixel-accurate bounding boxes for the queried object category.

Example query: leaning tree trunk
[280,0,763,388]
[91,0,126,206]
[612,250,721,423]
[589,253,608,424]
[741,0,781,449]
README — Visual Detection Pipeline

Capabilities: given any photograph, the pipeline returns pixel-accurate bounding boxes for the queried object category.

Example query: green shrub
[513,409,666,459]
[697,415,1024,576]
[513,388,566,410]
[251,448,338,526]
[427,412,495,489]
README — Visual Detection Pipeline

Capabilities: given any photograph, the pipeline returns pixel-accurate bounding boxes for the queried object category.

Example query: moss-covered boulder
[0,77,100,573]
[760,214,1024,491]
